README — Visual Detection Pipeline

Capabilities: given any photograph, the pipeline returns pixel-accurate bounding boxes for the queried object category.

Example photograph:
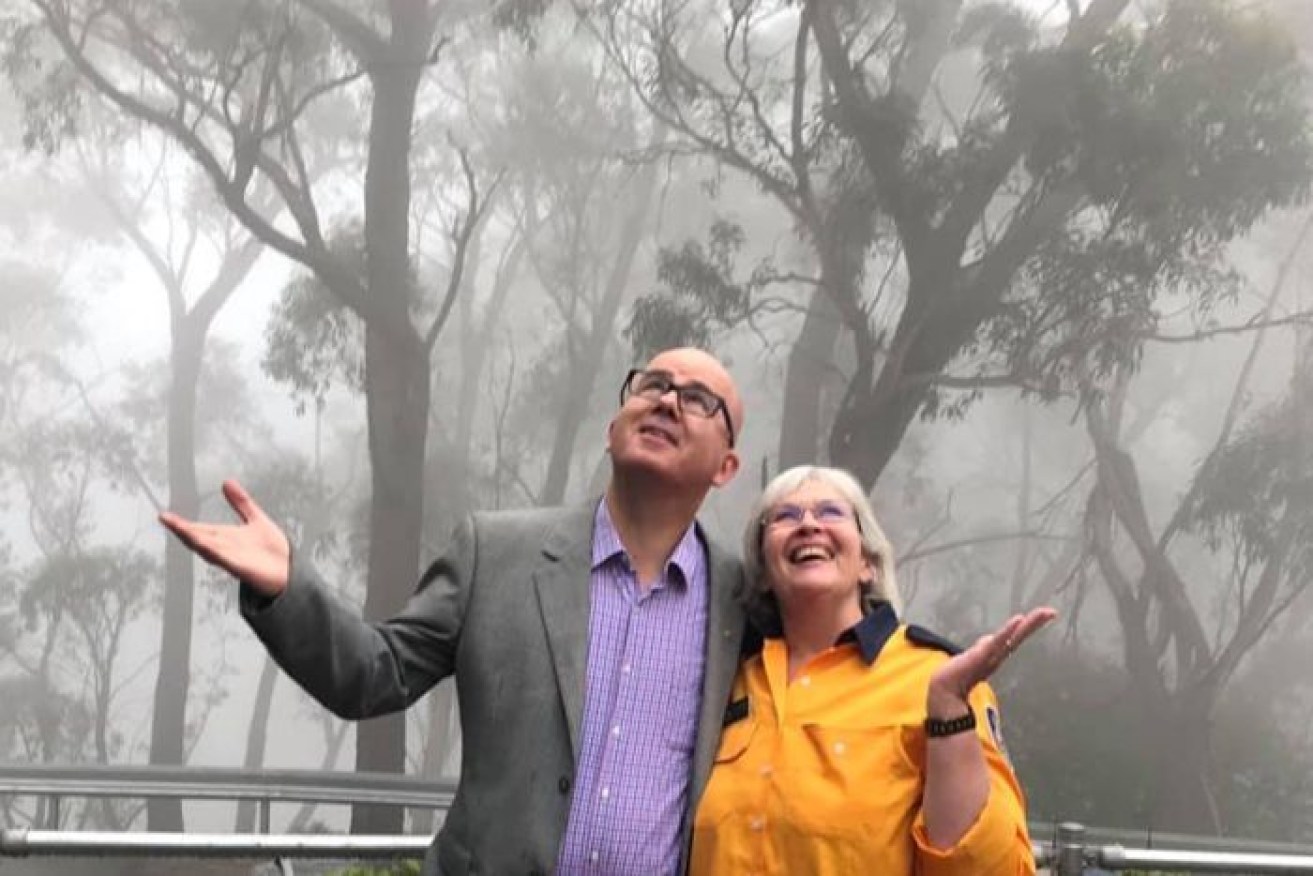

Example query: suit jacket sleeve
[240,515,476,720]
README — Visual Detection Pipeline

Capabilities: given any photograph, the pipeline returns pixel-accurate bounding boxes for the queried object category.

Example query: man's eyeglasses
[620,368,736,447]
[762,500,856,529]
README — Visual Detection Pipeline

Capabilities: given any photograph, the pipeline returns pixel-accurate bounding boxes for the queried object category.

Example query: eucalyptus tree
[9,0,494,831]
[72,124,270,830]
[481,18,670,506]
[608,0,1312,490]
[0,265,169,829]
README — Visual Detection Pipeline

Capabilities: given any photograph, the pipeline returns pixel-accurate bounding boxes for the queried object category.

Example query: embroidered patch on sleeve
[986,704,1010,761]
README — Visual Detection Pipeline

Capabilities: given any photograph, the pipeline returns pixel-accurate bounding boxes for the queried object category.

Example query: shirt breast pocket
[785,723,920,838]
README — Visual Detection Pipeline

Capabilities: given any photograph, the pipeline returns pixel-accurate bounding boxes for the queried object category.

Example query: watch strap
[925,708,976,738]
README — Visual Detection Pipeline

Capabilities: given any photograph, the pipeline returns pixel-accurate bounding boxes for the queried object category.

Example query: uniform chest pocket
[782,723,920,837]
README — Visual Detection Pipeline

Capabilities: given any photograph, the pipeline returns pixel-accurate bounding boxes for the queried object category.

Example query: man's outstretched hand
[159,479,291,599]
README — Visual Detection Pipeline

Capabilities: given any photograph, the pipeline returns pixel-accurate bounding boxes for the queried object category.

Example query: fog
[2,0,1312,844]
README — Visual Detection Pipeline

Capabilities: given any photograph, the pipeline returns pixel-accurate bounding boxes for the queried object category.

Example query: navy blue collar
[835,600,900,665]
[746,600,901,663]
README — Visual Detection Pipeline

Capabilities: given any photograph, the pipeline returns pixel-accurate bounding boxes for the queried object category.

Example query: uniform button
[600,787,610,800]
[759,764,773,777]
[749,815,766,831]
[833,740,847,756]
[558,776,571,793]
[799,675,811,687]
[622,663,632,674]
[590,850,600,863]
[611,725,621,738]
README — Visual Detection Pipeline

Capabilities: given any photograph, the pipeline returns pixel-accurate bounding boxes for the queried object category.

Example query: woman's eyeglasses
[762,501,855,529]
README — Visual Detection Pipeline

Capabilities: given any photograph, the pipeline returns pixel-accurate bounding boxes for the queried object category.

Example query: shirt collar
[836,600,900,665]
[591,497,703,588]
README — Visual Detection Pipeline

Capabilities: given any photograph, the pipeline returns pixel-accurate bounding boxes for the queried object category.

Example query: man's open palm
[160,479,291,598]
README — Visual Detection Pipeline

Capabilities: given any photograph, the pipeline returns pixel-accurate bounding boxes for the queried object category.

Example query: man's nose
[653,387,682,414]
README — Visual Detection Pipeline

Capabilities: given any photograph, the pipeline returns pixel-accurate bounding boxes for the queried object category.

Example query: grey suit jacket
[242,501,746,875]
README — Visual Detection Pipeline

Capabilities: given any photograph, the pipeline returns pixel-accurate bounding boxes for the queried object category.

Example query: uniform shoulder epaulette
[905,624,963,655]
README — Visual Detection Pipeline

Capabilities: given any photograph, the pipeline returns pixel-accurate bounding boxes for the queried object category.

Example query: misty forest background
[2,0,1313,845]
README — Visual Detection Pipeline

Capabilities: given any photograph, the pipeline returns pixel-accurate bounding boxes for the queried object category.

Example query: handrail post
[1055,821,1085,876]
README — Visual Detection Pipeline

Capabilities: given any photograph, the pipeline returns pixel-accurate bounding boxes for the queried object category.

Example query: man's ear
[711,450,741,487]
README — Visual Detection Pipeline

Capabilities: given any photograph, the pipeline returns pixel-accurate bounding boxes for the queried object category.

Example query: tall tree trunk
[455,237,524,470]
[234,655,280,832]
[777,287,842,469]
[828,262,991,489]
[352,11,430,830]
[1008,404,1034,613]
[1142,688,1223,834]
[288,722,353,833]
[148,328,202,831]
[540,155,661,505]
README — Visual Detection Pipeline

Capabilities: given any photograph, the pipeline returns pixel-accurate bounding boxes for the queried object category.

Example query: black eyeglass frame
[619,368,737,448]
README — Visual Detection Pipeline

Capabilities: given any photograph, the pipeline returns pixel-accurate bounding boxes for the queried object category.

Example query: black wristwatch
[925,708,976,738]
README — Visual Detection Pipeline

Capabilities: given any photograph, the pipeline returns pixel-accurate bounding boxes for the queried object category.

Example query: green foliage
[0,15,82,154]
[263,230,369,414]
[958,0,1312,401]
[624,218,753,358]
[956,3,1038,62]
[1183,390,1313,579]
[492,0,553,49]
[22,547,157,632]
[5,0,354,158]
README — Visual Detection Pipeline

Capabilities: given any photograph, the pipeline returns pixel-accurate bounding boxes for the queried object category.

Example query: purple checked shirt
[555,499,709,876]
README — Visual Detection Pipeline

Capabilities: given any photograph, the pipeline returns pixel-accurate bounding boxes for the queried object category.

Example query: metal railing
[0,827,429,858]
[1037,822,1313,874]
[0,762,454,833]
[6,765,1313,873]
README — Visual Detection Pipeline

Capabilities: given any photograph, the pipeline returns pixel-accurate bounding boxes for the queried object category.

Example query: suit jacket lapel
[533,502,596,760]
[690,533,745,809]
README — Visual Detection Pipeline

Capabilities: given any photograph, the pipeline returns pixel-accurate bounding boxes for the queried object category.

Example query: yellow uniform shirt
[690,605,1035,876]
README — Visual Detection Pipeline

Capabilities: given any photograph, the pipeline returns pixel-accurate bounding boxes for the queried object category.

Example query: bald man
[162,348,747,876]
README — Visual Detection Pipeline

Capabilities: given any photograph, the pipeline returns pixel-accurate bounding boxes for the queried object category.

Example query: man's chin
[613,451,683,483]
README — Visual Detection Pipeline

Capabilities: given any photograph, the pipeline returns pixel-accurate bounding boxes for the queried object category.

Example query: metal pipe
[0,829,430,859]
[0,764,454,808]
[1097,845,1313,873]
[1055,822,1086,876]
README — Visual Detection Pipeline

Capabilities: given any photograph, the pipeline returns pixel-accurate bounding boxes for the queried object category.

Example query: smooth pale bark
[148,236,261,829]
[777,287,842,470]
[148,333,202,832]
[541,145,662,506]
[234,655,280,832]
[350,3,433,833]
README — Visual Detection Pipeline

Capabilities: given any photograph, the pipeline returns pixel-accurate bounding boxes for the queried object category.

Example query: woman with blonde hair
[691,465,1052,875]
